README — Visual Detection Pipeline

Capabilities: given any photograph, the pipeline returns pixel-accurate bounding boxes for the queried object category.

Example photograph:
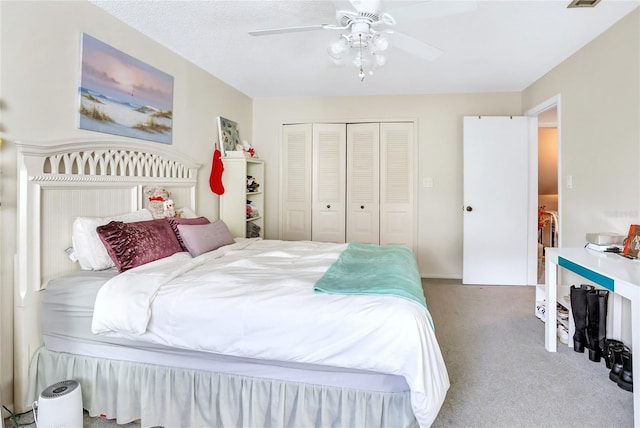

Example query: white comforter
[92,239,449,427]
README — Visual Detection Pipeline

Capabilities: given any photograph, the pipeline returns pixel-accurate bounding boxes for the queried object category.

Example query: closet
[281,122,415,251]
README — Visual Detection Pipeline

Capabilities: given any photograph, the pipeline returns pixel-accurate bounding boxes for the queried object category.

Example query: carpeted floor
[4,279,633,427]
[425,279,633,428]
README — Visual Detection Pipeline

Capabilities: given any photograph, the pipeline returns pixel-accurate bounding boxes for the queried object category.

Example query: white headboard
[13,139,200,410]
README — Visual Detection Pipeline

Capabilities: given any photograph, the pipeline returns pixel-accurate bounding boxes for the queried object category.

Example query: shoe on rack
[536,300,546,322]
[557,323,569,345]
[557,304,569,321]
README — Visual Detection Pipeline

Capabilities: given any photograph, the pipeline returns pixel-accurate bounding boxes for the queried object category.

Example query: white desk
[545,247,640,426]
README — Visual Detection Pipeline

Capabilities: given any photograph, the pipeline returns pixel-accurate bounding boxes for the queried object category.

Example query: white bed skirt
[28,347,418,428]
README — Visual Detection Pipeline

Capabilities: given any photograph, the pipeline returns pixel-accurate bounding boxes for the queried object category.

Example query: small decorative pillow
[166,216,211,251]
[97,218,182,272]
[72,209,154,270]
[177,220,235,257]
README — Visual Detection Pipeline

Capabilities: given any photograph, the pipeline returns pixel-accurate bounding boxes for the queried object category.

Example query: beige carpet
[5,279,633,427]
[426,279,633,428]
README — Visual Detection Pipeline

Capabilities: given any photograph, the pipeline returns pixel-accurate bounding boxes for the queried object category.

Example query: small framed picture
[623,224,640,258]
[217,116,241,156]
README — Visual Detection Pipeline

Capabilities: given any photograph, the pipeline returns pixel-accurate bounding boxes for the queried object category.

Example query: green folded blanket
[314,241,433,328]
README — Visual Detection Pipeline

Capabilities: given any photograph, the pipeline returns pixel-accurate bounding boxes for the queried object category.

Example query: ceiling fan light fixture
[374,53,386,67]
[327,36,350,60]
[329,28,386,80]
[370,34,389,53]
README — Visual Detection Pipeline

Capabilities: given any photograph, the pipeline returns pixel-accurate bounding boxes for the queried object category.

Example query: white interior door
[463,116,536,285]
[312,123,346,243]
[281,124,312,241]
[380,122,415,251]
[347,123,380,244]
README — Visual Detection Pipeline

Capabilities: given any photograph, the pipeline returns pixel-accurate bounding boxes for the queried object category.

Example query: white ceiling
[90,0,639,99]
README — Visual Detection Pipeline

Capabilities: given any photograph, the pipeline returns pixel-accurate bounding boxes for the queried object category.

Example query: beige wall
[524,9,640,247]
[523,9,640,343]
[252,93,523,278]
[0,1,252,407]
[538,127,558,211]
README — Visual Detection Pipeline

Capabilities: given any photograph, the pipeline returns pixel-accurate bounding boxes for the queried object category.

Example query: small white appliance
[33,380,82,428]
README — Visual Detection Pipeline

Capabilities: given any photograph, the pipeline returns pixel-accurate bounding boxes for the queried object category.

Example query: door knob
[360,205,364,209]
[466,206,473,212]
[326,204,331,209]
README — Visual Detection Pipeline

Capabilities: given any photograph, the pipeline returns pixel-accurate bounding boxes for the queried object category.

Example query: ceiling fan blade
[386,0,477,23]
[391,31,443,61]
[249,24,328,37]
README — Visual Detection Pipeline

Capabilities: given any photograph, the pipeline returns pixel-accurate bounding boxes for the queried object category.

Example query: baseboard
[420,273,462,280]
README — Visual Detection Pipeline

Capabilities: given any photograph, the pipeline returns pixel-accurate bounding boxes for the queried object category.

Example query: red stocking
[209,149,225,195]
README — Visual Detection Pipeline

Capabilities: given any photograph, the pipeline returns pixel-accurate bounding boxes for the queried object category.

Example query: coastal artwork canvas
[78,33,174,144]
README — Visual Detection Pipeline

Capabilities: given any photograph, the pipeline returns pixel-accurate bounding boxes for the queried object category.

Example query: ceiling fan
[249,0,477,81]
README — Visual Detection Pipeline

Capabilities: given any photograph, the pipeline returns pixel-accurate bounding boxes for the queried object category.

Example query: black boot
[586,289,608,362]
[610,344,626,382]
[604,339,625,369]
[617,349,633,392]
[570,284,593,352]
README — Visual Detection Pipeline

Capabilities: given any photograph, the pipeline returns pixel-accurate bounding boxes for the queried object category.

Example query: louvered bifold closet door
[346,123,380,244]
[380,122,415,251]
[312,123,346,243]
[281,124,312,241]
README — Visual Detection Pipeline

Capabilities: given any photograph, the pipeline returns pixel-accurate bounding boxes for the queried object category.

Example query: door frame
[526,94,562,284]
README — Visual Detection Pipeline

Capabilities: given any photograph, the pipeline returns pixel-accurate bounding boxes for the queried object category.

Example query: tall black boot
[586,289,608,362]
[570,284,593,352]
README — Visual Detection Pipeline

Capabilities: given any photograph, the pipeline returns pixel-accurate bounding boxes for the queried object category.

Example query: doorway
[526,96,560,285]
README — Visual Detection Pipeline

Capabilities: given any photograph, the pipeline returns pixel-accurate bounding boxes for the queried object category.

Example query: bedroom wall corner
[0,0,253,410]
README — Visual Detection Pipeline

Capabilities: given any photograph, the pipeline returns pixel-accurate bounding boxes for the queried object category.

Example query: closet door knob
[326,204,331,209]
[360,205,364,209]
[466,206,473,212]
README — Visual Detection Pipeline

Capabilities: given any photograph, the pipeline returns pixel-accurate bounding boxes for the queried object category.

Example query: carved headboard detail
[13,139,200,410]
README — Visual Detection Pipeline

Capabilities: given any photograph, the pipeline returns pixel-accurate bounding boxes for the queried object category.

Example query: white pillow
[72,209,154,270]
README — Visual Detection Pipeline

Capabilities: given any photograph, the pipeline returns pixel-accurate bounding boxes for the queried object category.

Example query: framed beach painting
[217,116,241,156]
[78,33,174,144]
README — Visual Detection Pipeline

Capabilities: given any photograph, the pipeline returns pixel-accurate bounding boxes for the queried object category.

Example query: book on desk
[585,242,623,253]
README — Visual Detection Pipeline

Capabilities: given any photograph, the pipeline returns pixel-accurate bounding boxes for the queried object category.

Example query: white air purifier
[33,380,83,428]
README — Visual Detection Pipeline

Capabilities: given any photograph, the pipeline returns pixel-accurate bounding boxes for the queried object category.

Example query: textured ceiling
[90,0,640,98]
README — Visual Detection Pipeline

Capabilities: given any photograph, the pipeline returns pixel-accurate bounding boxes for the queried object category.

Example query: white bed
[14,140,449,427]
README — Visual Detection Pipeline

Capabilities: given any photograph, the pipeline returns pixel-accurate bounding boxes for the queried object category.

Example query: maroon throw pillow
[166,216,211,251]
[97,219,182,272]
